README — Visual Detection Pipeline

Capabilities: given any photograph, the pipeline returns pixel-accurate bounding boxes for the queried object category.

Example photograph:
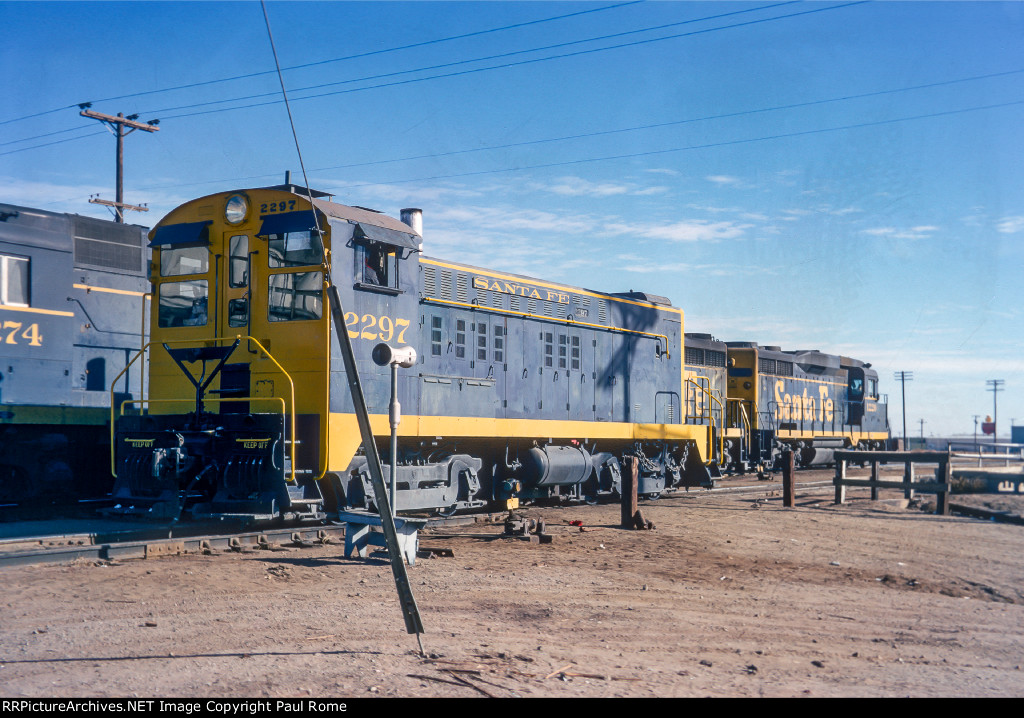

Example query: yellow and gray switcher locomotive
[110,182,887,521]
[110,182,725,521]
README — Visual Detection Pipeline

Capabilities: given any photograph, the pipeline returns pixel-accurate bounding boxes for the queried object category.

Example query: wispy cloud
[862,225,939,240]
[321,179,485,206]
[643,168,681,176]
[997,215,1024,234]
[706,175,741,186]
[603,219,752,243]
[535,176,669,198]
[686,203,743,214]
[429,204,594,235]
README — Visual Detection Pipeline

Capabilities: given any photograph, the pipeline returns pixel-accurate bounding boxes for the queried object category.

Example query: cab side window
[0,254,29,307]
[355,241,398,290]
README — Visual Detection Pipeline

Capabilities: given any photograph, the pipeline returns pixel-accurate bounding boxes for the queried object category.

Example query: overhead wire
[46,86,1018,203]
[259,0,319,237]
[325,97,1024,191]
[145,1,801,117]
[0,1,642,127]
[0,130,107,157]
[19,2,1020,206]
[154,1,857,121]
[305,67,1024,173]
[1,1,848,158]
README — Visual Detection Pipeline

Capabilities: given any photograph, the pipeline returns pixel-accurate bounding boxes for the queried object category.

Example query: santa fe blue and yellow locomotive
[109,183,888,521]
[0,203,148,504]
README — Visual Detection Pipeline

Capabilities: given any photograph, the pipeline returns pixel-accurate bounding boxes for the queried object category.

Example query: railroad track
[0,476,882,568]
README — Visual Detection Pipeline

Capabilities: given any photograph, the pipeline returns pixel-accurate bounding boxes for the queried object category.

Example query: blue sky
[2,1,1022,438]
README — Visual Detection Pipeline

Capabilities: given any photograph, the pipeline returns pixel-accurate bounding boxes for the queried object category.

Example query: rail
[685,378,724,466]
[108,335,300,484]
[725,398,752,468]
[685,375,711,423]
[948,441,1024,467]
[139,292,151,402]
[833,449,952,515]
[726,397,751,437]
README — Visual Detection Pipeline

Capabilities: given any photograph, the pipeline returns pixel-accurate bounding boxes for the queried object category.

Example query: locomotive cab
[111,186,422,522]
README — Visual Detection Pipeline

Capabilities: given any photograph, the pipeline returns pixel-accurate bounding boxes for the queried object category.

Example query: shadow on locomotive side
[0,203,148,506]
[109,182,889,523]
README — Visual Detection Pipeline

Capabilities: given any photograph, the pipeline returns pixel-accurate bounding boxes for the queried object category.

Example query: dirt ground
[1,476,1023,698]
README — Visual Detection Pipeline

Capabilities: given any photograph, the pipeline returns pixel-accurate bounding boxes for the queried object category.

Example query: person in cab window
[364,244,386,285]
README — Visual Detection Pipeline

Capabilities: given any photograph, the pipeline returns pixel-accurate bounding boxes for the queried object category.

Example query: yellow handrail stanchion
[685,378,725,466]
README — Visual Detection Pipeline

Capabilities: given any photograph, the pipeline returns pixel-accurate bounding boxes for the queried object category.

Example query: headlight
[225,194,248,225]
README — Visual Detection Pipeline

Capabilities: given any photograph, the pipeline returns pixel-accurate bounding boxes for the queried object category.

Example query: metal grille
[707,350,726,368]
[456,274,468,302]
[687,347,727,367]
[73,215,144,272]
[510,296,521,312]
[441,270,452,300]
[491,291,503,309]
[527,298,537,314]
[423,266,436,297]
[598,299,607,324]
[74,238,142,272]
[73,216,141,246]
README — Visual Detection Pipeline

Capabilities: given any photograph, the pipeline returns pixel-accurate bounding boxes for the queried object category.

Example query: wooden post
[834,457,847,505]
[903,460,915,500]
[782,450,795,507]
[870,460,879,501]
[936,456,951,515]
[621,456,639,529]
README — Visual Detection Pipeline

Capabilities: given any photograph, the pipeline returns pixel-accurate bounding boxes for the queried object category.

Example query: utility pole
[973,414,980,450]
[987,379,1004,442]
[918,418,926,441]
[894,371,913,450]
[78,104,159,222]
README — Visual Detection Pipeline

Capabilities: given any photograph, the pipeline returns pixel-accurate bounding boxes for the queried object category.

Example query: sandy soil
[1,479,1023,698]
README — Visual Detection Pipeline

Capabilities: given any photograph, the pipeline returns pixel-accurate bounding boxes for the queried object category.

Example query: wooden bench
[338,511,427,565]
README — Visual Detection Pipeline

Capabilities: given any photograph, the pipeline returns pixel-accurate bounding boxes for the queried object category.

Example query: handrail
[109,335,298,484]
[685,377,724,466]
[686,375,711,422]
[421,295,671,357]
[139,292,151,403]
[726,397,752,438]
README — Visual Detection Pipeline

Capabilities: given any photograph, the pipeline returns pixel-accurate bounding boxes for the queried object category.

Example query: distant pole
[78,105,160,222]
[987,379,1004,442]
[894,371,913,449]
[918,418,925,441]
[973,415,979,450]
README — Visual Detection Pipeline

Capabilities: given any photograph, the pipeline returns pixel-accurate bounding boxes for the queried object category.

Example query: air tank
[520,445,594,487]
